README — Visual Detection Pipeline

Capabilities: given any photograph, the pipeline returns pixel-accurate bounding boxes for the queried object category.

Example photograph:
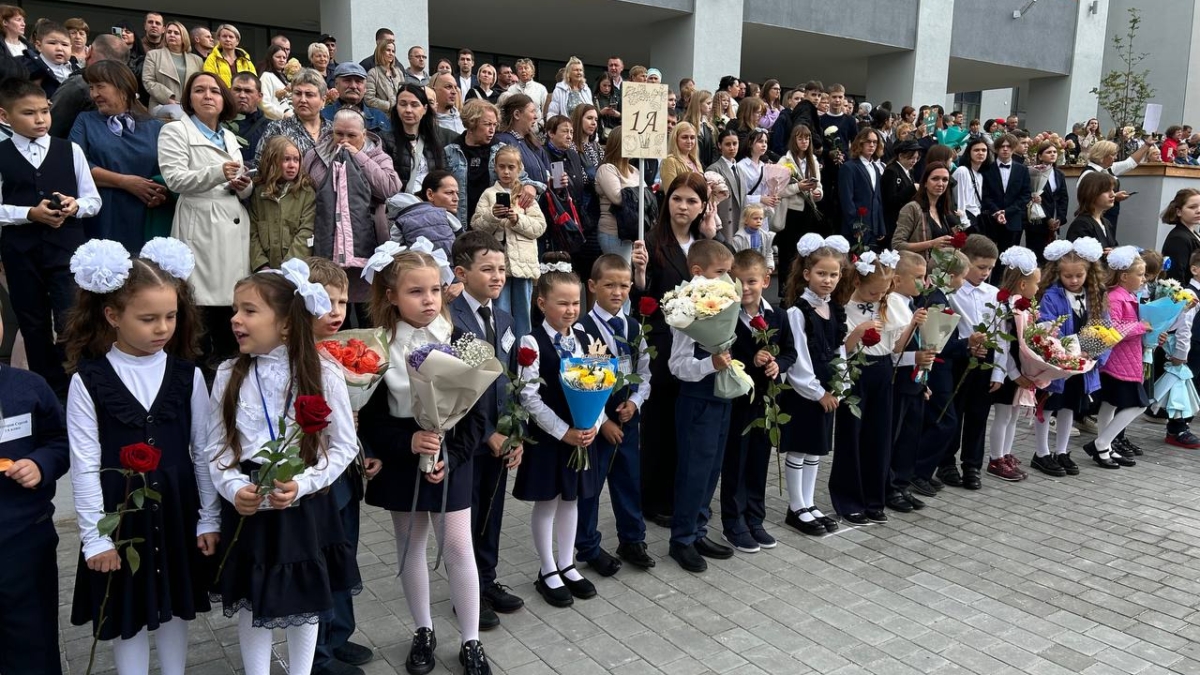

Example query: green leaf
[132,490,144,509]
[777,413,792,425]
[768,427,781,447]
[98,513,120,538]
[126,546,141,575]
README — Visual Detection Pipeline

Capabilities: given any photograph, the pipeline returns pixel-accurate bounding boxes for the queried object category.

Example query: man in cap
[322,61,393,155]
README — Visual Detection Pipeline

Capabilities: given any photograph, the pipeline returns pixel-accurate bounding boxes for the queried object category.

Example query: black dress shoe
[651,513,674,528]
[478,604,500,631]
[1031,454,1067,477]
[581,548,622,577]
[1117,436,1144,456]
[669,542,707,572]
[482,582,524,614]
[1057,452,1080,475]
[866,509,889,523]
[785,508,827,536]
[886,493,914,513]
[937,467,963,487]
[962,468,982,490]
[1110,441,1134,458]
[533,570,574,607]
[910,477,938,497]
[694,536,734,559]
[459,639,492,675]
[1111,454,1136,467]
[616,541,656,569]
[559,565,596,599]
[333,641,374,666]
[842,512,870,525]
[1085,441,1119,469]
[902,491,926,510]
[928,474,945,491]
[405,627,437,675]
[815,512,839,532]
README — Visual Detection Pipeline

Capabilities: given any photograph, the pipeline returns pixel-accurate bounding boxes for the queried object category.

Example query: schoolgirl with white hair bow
[63,238,220,675]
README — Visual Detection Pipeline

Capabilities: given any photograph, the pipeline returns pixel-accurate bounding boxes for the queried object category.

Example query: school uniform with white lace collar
[830,293,907,524]
[205,345,361,635]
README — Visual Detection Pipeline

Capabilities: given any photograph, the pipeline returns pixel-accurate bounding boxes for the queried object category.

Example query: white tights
[392,509,480,643]
[531,497,582,589]
[1096,403,1144,454]
[237,609,318,675]
[989,404,1019,460]
[1034,410,1076,457]
[111,618,189,675]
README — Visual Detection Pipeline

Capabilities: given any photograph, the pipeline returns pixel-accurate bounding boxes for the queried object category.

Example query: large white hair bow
[140,237,195,280]
[878,249,901,269]
[796,233,851,257]
[854,251,878,276]
[1106,246,1140,271]
[999,246,1039,276]
[361,241,406,284]
[279,258,332,317]
[408,236,456,285]
[1073,237,1104,263]
[70,240,133,294]
[1042,240,1074,262]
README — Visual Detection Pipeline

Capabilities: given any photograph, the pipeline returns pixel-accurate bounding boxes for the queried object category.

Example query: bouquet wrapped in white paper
[661,275,754,399]
[317,328,390,411]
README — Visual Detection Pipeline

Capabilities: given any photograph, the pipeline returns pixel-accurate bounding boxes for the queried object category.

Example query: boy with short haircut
[887,251,935,512]
[306,257,377,674]
[0,77,101,397]
[668,239,737,573]
[912,249,971,497]
[25,23,74,99]
[0,300,71,675]
[939,236,998,491]
[448,231,525,630]
[575,254,655,575]
[721,250,795,552]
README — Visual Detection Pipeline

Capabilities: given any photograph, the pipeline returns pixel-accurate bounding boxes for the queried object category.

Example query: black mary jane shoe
[405,627,437,675]
[459,639,492,675]
[559,565,597,599]
[785,507,827,536]
[534,570,574,607]
[1084,441,1119,469]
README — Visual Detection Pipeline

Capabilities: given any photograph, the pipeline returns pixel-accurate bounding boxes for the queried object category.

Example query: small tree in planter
[1091,7,1155,159]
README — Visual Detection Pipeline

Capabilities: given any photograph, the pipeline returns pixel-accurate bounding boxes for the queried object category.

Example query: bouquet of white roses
[662,275,754,398]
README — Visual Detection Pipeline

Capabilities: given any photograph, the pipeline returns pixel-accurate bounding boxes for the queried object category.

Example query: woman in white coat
[158,72,253,370]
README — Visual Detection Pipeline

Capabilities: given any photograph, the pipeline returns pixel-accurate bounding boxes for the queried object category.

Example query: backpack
[610,186,658,241]
[542,188,585,254]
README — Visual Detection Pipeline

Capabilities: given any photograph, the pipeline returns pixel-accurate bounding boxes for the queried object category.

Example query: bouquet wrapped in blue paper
[560,356,618,471]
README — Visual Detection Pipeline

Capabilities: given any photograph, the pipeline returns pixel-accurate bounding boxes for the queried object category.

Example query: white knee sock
[530,499,562,588]
[784,452,805,512]
[1054,410,1075,455]
[556,499,583,581]
[802,456,823,519]
[393,512,433,629]
[284,622,319,675]
[1097,406,1144,451]
[434,509,481,643]
[990,405,1014,460]
[154,619,189,675]
[1033,418,1052,457]
[237,609,275,675]
[112,628,150,675]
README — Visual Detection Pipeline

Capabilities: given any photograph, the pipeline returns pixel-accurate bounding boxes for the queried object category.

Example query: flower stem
[936,361,974,423]
[213,516,246,585]
[86,473,133,675]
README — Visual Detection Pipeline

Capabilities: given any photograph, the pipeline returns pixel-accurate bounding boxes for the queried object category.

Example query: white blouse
[204,345,357,504]
[68,347,219,560]
[786,289,847,402]
[518,321,603,441]
[382,315,453,419]
[844,292,908,356]
[952,165,983,217]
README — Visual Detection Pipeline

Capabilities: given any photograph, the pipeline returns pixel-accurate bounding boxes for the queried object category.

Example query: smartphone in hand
[46,194,63,211]
[496,192,511,208]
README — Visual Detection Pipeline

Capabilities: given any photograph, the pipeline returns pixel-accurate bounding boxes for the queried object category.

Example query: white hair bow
[1106,246,1140,271]
[280,259,332,317]
[1042,240,1074,262]
[854,251,878,276]
[539,262,574,274]
[999,246,1039,276]
[408,237,456,285]
[70,239,133,294]
[1073,237,1104,263]
[140,237,196,280]
[361,241,406,284]
[878,249,901,269]
[796,233,851,257]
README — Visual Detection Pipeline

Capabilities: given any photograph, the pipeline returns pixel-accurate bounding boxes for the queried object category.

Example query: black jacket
[881,162,916,240]
[981,161,1033,233]
[1064,215,1118,249]
[1162,224,1200,283]
[1038,167,1070,225]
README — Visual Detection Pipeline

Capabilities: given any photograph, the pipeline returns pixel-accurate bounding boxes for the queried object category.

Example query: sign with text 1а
[621,82,669,159]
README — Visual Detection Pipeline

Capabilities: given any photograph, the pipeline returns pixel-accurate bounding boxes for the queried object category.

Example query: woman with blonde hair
[365,38,401,113]
[464,62,500,104]
[546,56,592,119]
[202,24,255,86]
[143,20,203,107]
[683,89,717,166]
[307,42,331,87]
[659,121,703,191]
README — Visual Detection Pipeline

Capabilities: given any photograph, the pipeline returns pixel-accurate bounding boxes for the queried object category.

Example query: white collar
[802,288,829,307]
[395,315,453,352]
[542,320,572,342]
[10,133,49,153]
[107,345,168,367]
[255,344,289,363]
[741,299,773,317]
[462,291,492,316]
[591,305,619,322]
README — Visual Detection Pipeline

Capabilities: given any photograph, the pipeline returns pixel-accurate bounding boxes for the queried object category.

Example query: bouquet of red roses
[318,328,390,411]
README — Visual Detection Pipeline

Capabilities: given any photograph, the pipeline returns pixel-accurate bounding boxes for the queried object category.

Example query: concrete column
[980,88,1014,122]
[650,0,743,94]
[320,0,427,65]
[1024,0,1108,134]
[866,0,953,109]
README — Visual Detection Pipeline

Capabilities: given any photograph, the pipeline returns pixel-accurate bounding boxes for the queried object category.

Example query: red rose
[750,315,769,331]
[857,206,869,218]
[861,328,882,347]
[941,308,956,315]
[294,395,332,434]
[119,442,162,473]
[1014,297,1031,311]
[357,351,381,374]
[638,296,659,317]
[996,289,1011,303]
[517,347,538,368]
[950,231,968,249]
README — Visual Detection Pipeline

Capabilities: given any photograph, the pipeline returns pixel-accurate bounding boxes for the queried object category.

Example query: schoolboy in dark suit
[982,133,1032,269]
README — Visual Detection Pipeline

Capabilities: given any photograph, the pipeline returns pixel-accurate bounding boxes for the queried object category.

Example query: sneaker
[1143,412,1168,425]
[987,458,1023,481]
[1056,452,1080,475]
[748,527,777,549]
[1166,431,1200,449]
[723,530,761,554]
[1075,416,1098,434]
[1004,454,1027,478]
[1030,454,1067,477]
[1050,416,1081,437]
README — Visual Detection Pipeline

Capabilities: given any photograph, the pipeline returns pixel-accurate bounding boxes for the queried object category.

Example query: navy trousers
[940,361,990,472]
[315,475,361,668]
[671,395,731,547]
[831,357,893,515]
[889,391,925,494]
[471,449,508,586]
[0,518,62,675]
[916,375,957,480]
[577,411,645,559]
[720,398,770,536]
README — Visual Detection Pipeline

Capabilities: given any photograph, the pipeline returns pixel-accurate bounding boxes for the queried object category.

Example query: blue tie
[553,333,573,359]
[607,317,629,355]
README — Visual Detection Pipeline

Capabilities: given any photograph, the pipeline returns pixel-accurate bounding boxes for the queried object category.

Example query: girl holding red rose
[62,238,220,675]
[205,265,360,675]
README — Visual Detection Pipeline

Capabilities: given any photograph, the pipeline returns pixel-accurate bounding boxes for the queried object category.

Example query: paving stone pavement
[56,415,1200,674]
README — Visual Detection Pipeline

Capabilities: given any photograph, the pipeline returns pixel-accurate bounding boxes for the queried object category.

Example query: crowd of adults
[0,5,1185,373]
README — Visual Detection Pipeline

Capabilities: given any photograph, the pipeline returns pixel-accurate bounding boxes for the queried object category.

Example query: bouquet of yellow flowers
[560,357,618,471]
[1076,322,1122,359]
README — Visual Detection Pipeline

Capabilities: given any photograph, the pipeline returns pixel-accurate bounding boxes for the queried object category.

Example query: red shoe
[987,459,1023,481]
[1166,431,1200,449]
[1002,454,1027,478]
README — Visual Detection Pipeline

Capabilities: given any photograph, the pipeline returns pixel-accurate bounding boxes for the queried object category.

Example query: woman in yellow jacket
[203,24,256,87]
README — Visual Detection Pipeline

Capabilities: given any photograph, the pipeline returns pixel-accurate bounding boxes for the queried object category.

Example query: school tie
[607,317,630,355]
[553,332,574,359]
[477,305,496,347]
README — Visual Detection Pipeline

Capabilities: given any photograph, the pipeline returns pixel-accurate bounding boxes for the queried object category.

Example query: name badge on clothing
[0,413,33,444]
[617,355,633,375]
[501,327,516,352]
